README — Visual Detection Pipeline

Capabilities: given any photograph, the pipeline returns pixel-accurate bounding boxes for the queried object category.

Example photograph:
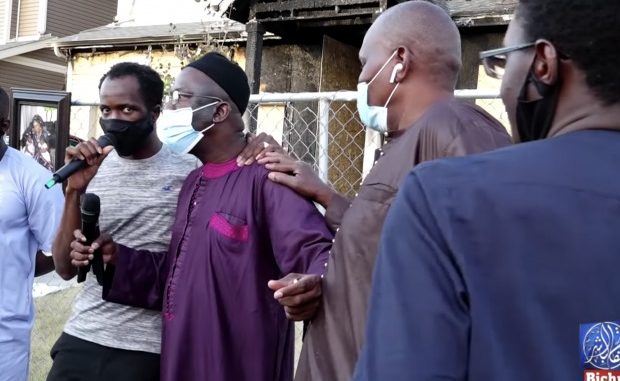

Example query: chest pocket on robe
[208,212,249,242]
[337,182,398,261]
[356,182,398,205]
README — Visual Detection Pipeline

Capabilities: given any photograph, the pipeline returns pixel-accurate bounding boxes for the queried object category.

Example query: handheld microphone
[44,135,114,189]
[77,193,104,285]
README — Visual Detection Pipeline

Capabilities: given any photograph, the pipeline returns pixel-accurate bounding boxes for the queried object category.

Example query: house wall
[319,35,366,196]
[0,60,65,90]
[67,49,188,103]
[64,29,510,140]
[46,0,117,37]
[65,44,324,140]
[245,43,324,163]
[0,0,116,103]
[66,48,241,138]
[0,0,116,42]
[115,0,222,26]
[23,48,65,65]
[458,32,505,89]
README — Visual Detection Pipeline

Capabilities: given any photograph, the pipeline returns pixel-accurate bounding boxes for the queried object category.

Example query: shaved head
[361,0,462,89]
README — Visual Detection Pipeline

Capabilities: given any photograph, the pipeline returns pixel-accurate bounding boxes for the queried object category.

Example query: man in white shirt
[0,87,64,381]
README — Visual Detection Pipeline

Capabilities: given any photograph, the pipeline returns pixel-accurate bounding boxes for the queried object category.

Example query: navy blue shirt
[354,130,620,381]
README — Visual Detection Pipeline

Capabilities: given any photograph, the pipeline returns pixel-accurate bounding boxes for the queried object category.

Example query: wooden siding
[22,48,65,65]
[444,0,518,18]
[46,0,117,37]
[0,61,65,91]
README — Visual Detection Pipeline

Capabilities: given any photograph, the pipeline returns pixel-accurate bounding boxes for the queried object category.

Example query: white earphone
[390,63,404,84]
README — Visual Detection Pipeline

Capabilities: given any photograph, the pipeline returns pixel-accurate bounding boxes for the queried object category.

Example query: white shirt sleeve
[24,163,65,252]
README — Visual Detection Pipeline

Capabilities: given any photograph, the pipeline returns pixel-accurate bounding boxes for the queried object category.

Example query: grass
[29,286,80,381]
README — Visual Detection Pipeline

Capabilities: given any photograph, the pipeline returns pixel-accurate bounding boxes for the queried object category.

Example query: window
[17,0,40,38]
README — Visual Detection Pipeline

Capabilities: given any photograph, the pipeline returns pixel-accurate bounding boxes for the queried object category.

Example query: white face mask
[357,50,400,133]
[156,102,217,154]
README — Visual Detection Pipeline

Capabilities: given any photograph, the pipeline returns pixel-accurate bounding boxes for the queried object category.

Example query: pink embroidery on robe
[209,213,249,241]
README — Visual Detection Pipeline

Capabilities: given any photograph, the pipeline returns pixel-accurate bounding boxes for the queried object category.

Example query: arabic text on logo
[581,321,620,381]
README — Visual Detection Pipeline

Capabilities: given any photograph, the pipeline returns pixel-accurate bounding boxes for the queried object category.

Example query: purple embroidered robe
[103,160,333,381]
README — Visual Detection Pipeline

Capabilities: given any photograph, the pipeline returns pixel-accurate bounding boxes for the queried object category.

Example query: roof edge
[0,37,58,60]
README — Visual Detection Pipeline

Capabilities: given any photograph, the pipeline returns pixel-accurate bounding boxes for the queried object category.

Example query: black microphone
[77,193,104,285]
[44,135,114,189]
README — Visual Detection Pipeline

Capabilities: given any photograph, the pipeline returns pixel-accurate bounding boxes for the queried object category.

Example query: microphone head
[80,193,100,217]
[97,134,116,149]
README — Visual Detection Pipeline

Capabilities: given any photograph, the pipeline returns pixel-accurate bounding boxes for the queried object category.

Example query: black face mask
[515,62,561,143]
[99,117,154,157]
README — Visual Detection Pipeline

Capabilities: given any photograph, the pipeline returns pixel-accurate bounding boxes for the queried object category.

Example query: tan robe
[295,99,513,381]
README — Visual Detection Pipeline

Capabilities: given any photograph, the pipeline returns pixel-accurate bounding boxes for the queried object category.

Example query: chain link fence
[29,90,508,379]
[244,90,508,198]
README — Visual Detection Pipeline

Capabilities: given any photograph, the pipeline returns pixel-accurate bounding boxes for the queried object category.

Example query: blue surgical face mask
[156,102,217,154]
[357,50,400,133]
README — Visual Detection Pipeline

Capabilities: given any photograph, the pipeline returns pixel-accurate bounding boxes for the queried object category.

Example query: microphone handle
[91,226,104,286]
[78,255,90,283]
[77,219,100,284]
[77,261,90,283]
[52,159,88,184]
[45,136,113,189]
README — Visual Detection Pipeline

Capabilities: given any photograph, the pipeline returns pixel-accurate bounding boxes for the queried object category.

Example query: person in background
[354,1,620,380]
[0,87,64,381]
[69,52,333,381]
[21,114,54,171]
[250,2,513,380]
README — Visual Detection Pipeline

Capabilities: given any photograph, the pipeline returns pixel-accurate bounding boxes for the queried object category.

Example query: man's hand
[258,151,336,208]
[65,138,114,193]
[236,133,284,166]
[70,230,118,267]
[268,273,322,321]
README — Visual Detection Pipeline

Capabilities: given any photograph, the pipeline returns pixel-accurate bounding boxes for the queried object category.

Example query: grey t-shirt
[63,145,198,353]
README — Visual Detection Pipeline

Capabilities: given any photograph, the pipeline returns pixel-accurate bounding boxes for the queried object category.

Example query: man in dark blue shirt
[353,1,620,380]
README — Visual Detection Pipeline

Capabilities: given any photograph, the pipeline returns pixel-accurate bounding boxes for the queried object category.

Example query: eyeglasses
[479,42,536,80]
[164,90,222,105]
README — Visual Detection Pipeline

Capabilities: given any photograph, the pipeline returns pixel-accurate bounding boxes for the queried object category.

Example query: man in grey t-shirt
[47,63,197,381]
